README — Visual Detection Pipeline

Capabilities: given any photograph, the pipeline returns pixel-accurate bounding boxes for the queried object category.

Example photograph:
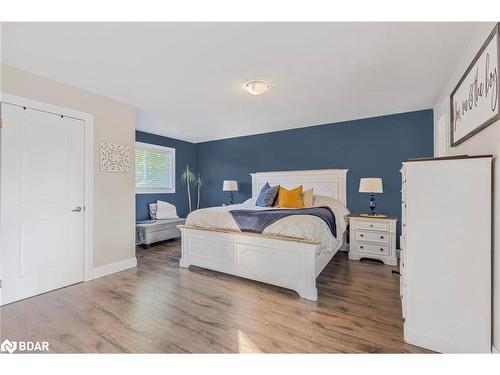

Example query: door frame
[0,93,95,288]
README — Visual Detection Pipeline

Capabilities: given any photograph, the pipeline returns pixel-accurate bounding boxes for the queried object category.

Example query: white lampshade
[223,180,238,191]
[359,178,383,193]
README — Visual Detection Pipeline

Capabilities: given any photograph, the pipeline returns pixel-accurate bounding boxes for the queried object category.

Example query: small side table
[348,213,398,266]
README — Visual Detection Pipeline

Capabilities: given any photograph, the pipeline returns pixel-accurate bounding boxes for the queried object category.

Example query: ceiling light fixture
[243,80,270,96]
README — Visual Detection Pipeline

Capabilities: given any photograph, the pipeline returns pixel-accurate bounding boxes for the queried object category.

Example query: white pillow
[155,200,179,219]
[313,195,350,234]
[241,198,257,207]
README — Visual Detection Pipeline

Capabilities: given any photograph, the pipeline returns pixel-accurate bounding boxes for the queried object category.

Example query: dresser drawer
[355,220,389,231]
[355,242,389,256]
[355,230,389,244]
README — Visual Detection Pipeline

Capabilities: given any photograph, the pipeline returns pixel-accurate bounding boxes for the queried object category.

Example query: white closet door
[1,103,85,305]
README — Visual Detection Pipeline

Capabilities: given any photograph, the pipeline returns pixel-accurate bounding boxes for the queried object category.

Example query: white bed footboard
[179,226,330,301]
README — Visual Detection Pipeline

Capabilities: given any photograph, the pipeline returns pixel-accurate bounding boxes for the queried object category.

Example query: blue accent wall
[135,131,197,220]
[136,110,434,246]
[195,110,434,242]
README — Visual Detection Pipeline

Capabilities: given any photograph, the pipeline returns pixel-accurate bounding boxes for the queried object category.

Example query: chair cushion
[136,218,185,232]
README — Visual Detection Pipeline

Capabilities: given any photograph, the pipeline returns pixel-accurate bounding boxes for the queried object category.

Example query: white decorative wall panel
[99,141,130,173]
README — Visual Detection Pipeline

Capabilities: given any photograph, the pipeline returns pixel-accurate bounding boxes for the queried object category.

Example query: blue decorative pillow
[255,183,280,207]
[149,203,158,220]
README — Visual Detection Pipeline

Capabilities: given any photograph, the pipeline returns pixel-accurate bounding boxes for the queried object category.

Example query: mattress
[185,195,349,254]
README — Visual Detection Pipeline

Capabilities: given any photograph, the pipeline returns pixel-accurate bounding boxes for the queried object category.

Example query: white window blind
[135,142,175,194]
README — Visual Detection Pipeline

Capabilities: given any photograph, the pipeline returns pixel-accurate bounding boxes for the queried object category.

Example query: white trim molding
[0,92,95,284]
[91,257,137,280]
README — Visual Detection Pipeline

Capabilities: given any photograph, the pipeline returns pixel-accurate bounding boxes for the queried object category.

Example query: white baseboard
[404,327,491,353]
[492,345,498,354]
[91,257,137,280]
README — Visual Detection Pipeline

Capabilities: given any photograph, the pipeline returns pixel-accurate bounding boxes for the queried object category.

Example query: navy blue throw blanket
[229,206,337,238]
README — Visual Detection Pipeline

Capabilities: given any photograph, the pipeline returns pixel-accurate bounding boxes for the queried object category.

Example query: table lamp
[359,177,384,217]
[223,180,238,205]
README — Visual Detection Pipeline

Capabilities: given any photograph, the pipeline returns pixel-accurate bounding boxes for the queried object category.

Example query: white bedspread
[185,196,349,254]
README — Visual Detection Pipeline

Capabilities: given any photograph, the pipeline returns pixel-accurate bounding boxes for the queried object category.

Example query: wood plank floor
[0,240,430,353]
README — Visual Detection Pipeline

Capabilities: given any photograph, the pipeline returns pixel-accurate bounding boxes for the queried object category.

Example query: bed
[178,169,349,301]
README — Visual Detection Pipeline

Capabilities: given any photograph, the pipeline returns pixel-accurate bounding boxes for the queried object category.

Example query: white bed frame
[179,169,348,301]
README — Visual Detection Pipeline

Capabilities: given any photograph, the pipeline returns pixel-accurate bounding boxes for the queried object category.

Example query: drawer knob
[360,245,364,249]
[380,248,384,251]
[360,234,364,237]
[370,224,373,227]
[380,236,384,239]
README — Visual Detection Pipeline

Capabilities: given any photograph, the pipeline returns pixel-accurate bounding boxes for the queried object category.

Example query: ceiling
[1,22,483,143]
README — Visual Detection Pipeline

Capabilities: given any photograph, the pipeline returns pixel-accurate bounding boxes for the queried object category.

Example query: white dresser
[348,214,398,266]
[400,155,492,353]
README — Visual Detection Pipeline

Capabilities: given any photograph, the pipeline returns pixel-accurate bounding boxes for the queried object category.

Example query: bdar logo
[1,339,17,354]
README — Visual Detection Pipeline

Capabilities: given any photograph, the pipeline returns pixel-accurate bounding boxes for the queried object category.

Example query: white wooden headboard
[250,169,348,205]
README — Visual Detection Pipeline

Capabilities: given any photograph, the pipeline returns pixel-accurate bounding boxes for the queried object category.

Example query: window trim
[135,141,176,194]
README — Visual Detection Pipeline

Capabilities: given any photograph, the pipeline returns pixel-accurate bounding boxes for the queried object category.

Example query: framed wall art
[450,23,499,147]
[99,141,131,173]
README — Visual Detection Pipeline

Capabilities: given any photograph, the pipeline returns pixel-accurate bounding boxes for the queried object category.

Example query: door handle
[72,206,82,212]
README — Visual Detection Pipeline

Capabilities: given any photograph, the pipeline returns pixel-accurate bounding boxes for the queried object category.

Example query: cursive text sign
[450,23,499,146]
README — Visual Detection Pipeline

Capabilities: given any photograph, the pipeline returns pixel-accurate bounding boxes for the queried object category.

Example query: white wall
[1,64,136,269]
[433,22,499,352]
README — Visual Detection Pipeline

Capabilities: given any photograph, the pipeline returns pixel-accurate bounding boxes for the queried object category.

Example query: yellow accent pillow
[277,185,304,208]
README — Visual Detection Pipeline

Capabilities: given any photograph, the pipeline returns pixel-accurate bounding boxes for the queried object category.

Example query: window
[135,142,175,194]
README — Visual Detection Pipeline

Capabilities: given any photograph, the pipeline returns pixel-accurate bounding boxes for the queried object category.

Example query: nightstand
[348,214,397,266]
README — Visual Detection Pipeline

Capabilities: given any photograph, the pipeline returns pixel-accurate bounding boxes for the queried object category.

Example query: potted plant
[182,166,202,213]
[195,173,202,210]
